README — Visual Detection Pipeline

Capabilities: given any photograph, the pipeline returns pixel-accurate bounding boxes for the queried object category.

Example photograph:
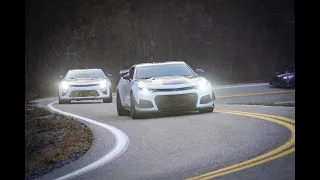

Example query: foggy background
[25,0,295,100]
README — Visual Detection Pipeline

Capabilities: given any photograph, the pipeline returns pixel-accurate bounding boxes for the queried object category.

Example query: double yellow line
[186,110,295,180]
[216,90,295,99]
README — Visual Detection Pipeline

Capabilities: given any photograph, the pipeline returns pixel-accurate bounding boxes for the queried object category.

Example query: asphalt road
[212,83,295,104]
[35,83,295,180]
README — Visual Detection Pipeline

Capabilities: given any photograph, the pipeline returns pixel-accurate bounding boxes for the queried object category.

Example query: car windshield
[65,70,104,79]
[135,64,195,79]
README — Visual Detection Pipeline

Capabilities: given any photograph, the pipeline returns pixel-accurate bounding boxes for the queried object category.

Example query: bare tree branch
[67,40,77,49]
[52,47,62,59]
[54,35,66,48]
[73,54,89,68]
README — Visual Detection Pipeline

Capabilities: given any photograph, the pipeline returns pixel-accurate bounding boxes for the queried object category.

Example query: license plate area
[155,93,198,110]
[70,90,99,97]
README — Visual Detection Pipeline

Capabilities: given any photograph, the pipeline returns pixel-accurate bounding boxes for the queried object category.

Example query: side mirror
[123,74,131,80]
[106,73,112,77]
[195,69,205,73]
[119,69,129,77]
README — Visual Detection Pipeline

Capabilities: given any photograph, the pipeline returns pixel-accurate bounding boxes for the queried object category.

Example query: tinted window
[135,64,195,79]
[65,70,105,79]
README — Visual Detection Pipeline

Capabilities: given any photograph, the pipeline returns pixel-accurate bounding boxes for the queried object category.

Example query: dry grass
[25,105,93,174]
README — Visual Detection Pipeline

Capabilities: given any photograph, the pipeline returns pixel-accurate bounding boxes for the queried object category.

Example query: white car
[58,69,113,104]
[116,61,215,119]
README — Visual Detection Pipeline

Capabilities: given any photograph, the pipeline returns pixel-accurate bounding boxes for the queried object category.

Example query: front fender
[131,83,141,104]
[116,78,126,104]
[58,83,62,96]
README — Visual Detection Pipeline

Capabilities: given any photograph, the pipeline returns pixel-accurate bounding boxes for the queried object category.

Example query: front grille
[70,90,99,97]
[278,79,292,86]
[70,84,99,87]
[155,93,198,111]
[153,86,196,92]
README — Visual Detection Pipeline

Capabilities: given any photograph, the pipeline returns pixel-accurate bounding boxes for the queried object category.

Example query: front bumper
[59,85,111,101]
[133,88,215,112]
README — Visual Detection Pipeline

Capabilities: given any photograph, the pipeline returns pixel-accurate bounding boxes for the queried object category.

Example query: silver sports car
[58,69,113,104]
[116,61,216,119]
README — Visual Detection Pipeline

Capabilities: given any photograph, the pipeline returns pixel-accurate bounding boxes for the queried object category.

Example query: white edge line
[274,101,295,104]
[47,101,129,180]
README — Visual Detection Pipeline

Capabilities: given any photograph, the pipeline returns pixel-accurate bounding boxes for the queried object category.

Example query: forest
[25,0,295,99]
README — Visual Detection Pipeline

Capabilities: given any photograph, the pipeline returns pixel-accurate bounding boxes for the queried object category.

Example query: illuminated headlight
[99,81,108,89]
[282,75,294,79]
[197,79,211,91]
[139,87,153,93]
[61,81,69,90]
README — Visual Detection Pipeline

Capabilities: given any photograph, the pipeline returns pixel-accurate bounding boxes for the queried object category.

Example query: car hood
[63,78,105,85]
[136,76,203,86]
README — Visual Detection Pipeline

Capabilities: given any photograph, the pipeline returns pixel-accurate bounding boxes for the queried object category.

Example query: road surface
[34,83,295,180]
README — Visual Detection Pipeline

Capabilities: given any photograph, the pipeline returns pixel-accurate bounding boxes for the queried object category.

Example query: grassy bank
[25,105,93,179]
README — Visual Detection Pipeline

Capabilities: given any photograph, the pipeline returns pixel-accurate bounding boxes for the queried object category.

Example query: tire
[58,98,71,104]
[199,107,214,113]
[103,97,112,103]
[130,92,141,119]
[116,91,128,116]
[103,87,113,103]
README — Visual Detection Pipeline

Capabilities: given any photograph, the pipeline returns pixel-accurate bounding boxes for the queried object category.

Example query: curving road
[35,83,295,180]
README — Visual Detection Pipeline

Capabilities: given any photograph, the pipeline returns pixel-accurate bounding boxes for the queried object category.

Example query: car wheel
[103,87,113,103]
[116,91,128,116]
[199,107,214,113]
[130,92,141,119]
[103,97,112,103]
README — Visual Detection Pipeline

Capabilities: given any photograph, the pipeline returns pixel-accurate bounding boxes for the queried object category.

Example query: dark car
[269,64,295,88]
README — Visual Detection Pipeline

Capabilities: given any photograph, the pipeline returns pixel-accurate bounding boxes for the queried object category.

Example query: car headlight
[197,79,211,91]
[282,75,294,79]
[99,80,108,89]
[139,87,154,93]
[61,81,69,90]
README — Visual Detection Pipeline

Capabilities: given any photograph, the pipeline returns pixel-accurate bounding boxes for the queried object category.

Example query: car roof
[134,61,186,68]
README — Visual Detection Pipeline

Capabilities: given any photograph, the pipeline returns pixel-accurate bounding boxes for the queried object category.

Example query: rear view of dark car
[269,64,295,88]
